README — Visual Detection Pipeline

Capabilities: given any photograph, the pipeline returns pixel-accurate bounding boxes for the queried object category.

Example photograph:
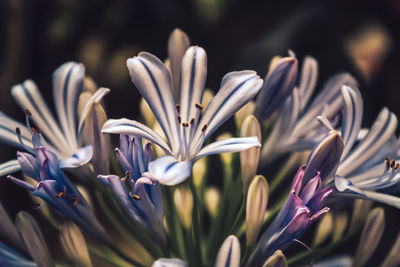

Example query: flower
[0,62,97,176]
[98,134,166,244]
[260,56,357,164]
[7,146,108,242]
[102,46,263,185]
[247,166,332,266]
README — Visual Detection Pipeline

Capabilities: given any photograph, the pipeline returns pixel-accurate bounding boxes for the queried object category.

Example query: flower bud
[15,212,54,267]
[60,222,92,267]
[240,115,261,190]
[304,131,344,183]
[353,207,385,267]
[205,187,220,218]
[174,186,193,228]
[262,250,288,267]
[246,175,269,245]
[193,157,207,188]
[235,101,255,129]
[214,235,240,267]
[254,56,298,120]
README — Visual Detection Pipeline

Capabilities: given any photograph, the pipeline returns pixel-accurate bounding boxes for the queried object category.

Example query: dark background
[1,0,400,265]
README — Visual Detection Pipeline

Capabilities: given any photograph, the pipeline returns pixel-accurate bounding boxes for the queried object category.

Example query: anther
[201,124,207,132]
[72,197,80,206]
[190,118,195,125]
[16,127,21,135]
[121,177,126,182]
[182,122,189,127]
[31,128,37,135]
[56,192,64,198]
[391,160,396,168]
[195,103,203,110]
[125,170,132,179]
[132,194,141,200]
[395,163,400,170]
[36,126,41,133]
[176,104,181,113]
[177,115,182,124]
[25,108,32,116]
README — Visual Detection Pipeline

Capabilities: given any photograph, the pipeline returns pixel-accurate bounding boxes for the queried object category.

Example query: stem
[269,153,300,193]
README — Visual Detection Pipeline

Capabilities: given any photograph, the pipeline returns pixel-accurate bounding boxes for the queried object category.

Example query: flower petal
[52,62,85,150]
[152,258,187,267]
[298,56,318,110]
[11,80,69,153]
[341,86,363,157]
[179,46,207,130]
[59,145,92,168]
[338,108,397,176]
[148,156,192,186]
[127,52,180,154]
[0,160,21,177]
[193,137,260,161]
[0,112,34,152]
[102,118,172,155]
[192,71,263,152]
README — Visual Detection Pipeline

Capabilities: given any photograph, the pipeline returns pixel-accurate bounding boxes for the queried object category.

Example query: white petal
[179,46,207,128]
[0,160,21,176]
[59,145,92,168]
[152,258,187,267]
[214,235,241,267]
[191,71,263,153]
[341,86,363,157]
[338,108,397,176]
[334,176,366,195]
[194,137,260,161]
[0,112,33,152]
[148,156,192,186]
[11,80,69,153]
[52,62,85,150]
[127,53,180,154]
[363,191,400,209]
[102,118,172,155]
[78,87,110,136]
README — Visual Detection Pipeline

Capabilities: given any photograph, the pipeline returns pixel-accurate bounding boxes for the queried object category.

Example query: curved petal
[298,56,318,110]
[102,118,172,155]
[179,46,207,129]
[148,156,192,186]
[0,112,34,152]
[193,137,260,161]
[59,145,92,168]
[11,80,68,153]
[338,108,397,176]
[52,62,85,150]
[77,87,110,136]
[0,160,21,176]
[127,53,180,154]
[341,86,363,157]
[191,71,263,153]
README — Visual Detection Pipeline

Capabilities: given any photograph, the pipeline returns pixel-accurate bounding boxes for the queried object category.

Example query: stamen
[395,163,399,170]
[182,122,189,127]
[201,124,207,132]
[391,160,396,168]
[177,115,182,124]
[195,103,203,110]
[121,177,126,182]
[15,127,26,146]
[125,170,132,179]
[25,108,32,116]
[72,197,80,206]
[176,104,181,113]
[132,194,141,200]
[56,192,64,198]
[190,118,195,125]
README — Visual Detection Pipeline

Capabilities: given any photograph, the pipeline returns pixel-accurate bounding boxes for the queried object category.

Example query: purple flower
[247,166,332,266]
[7,146,108,242]
[99,135,166,244]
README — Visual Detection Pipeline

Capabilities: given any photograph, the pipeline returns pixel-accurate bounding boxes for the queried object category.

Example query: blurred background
[1,0,400,264]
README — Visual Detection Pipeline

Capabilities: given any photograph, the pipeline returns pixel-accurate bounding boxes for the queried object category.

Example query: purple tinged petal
[304,131,344,183]
[307,188,334,213]
[6,175,36,191]
[17,152,40,180]
[254,56,298,120]
[291,165,305,194]
[300,174,322,205]
[144,142,154,172]
[114,148,133,174]
[310,207,330,222]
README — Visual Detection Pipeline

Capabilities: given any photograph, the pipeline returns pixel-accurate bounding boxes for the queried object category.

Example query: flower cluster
[0,28,399,267]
